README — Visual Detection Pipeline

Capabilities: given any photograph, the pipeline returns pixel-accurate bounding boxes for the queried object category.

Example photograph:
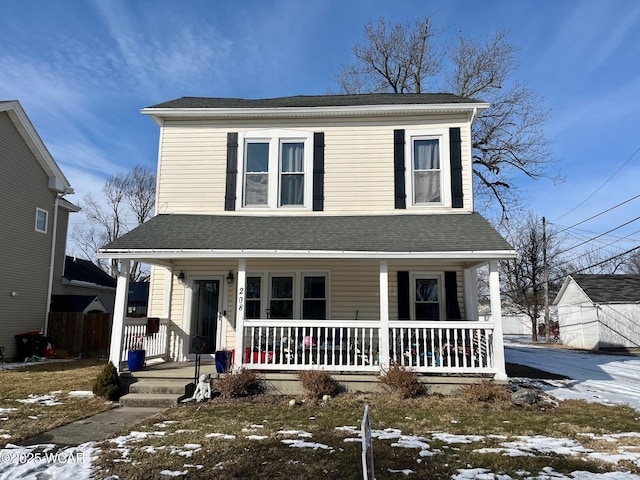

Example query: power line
[553,144,640,222]
[551,193,640,235]
[557,215,640,256]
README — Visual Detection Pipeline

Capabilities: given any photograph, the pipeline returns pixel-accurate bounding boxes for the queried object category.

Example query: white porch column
[379,260,390,369]
[233,258,247,368]
[489,260,507,381]
[109,260,130,372]
[464,267,479,321]
[162,266,173,319]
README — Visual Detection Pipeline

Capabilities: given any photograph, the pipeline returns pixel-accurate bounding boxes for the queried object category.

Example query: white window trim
[35,208,48,233]
[237,129,314,210]
[404,128,451,208]
[409,272,444,321]
[245,271,330,319]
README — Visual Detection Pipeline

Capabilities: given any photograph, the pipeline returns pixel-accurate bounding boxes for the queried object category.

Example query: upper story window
[35,208,48,233]
[405,128,451,208]
[239,130,313,210]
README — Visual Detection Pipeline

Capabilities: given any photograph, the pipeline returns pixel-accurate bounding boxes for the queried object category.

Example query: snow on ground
[2,342,640,479]
[2,419,640,479]
[504,336,640,412]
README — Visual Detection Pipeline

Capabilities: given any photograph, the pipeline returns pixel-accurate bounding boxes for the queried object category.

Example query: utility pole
[543,216,550,343]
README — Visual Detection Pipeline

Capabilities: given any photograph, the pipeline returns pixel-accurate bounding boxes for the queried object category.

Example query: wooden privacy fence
[48,312,112,358]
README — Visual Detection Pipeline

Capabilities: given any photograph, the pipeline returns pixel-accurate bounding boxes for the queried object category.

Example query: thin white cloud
[545,0,640,73]
[548,72,640,134]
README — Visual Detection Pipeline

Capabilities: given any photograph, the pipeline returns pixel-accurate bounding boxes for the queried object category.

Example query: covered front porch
[99,213,516,383]
[108,258,507,381]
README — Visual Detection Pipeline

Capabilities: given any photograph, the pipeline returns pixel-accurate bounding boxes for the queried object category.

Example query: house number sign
[237,287,244,313]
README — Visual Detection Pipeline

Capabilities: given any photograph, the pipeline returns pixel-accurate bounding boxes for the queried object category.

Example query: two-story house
[100,94,515,385]
[0,100,78,361]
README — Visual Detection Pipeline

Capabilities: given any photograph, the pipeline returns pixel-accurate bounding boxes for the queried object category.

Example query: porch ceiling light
[226,270,234,285]
[177,270,185,285]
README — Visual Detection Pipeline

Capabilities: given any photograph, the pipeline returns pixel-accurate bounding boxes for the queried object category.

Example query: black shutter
[445,271,462,320]
[449,127,463,208]
[313,132,325,211]
[397,271,410,320]
[224,132,238,211]
[394,129,406,209]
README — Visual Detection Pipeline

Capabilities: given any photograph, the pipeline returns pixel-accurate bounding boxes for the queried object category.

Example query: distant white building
[554,274,640,351]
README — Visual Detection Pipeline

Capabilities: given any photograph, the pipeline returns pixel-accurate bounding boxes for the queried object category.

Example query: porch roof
[99,213,515,261]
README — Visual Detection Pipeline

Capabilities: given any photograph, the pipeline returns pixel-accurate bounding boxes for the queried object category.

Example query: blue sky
[1,0,639,261]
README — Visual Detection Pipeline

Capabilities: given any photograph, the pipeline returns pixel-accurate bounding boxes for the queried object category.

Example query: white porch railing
[120,317,170,364]
[241,319,498,375]
[388,321,495,374]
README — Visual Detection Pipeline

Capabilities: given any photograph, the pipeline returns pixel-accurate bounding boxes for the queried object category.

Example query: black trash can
[15,331,44,360]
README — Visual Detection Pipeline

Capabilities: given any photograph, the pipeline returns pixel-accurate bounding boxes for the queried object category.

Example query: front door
[190,279,221,354]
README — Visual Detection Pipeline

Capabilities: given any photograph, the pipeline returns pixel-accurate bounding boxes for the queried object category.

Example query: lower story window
[414,276,441,320]
[302,275,326,320]
[245,276,262,319]
[270,276,294,319]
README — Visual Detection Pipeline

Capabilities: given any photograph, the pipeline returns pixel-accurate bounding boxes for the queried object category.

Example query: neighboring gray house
[0,100,77,361]
[51,255,116,313]
[554,274,640,350]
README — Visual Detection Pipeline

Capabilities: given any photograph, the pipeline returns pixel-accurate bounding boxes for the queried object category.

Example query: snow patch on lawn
[16,394,63,406]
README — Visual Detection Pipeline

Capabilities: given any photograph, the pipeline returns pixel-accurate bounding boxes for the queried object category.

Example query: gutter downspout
[44,193,62,336]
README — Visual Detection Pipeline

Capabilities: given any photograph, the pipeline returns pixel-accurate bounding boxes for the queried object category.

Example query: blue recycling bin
[215,351,232,373]
[127,350,146,371]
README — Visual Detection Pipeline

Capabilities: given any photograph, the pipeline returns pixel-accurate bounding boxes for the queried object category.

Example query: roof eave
[98,248,516,261]
[0,100,74,194]
[141,102,491,122]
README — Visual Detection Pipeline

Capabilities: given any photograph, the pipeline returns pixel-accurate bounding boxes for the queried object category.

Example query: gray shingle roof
[147,93,481,110]
[101,213,513,255]
[571,274,640,303]
[64,256,116,288]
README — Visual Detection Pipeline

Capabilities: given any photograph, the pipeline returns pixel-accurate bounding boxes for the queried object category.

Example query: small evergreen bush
[92,361,121,401]
[297,370,338,400]
[378,362,425,398]
[215,368,264,398]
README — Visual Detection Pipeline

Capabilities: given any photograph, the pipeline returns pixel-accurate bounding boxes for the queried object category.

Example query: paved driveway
[504,336,640,412]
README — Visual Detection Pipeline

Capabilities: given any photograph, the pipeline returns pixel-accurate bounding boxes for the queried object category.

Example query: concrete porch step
[128,380,189,395]
[119,392,181,408]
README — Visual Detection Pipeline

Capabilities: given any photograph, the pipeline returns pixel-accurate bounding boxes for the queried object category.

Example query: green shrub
[92,361,121,401]
[215,368,264,398]
[297,370,339,400]
[378,362,425,398]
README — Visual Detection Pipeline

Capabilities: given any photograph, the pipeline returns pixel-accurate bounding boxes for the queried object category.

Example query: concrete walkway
[17,406,165,447]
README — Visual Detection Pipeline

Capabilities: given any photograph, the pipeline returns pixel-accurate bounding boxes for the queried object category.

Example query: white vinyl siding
[155,116,473,215]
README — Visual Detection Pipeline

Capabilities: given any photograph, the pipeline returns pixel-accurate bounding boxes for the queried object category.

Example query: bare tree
[500,213,563,341]
[335,18,558,216]
[625,250,640,274]
[561,248,628,275]
[336,17,442,94]
[73,165,155,280]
